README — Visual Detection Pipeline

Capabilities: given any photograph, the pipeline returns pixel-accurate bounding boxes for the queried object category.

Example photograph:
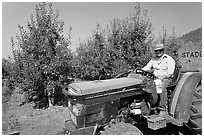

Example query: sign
[178,42,202,72]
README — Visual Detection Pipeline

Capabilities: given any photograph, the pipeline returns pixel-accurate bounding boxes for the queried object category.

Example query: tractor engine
[114,73,158,123]
[62,73,156,133]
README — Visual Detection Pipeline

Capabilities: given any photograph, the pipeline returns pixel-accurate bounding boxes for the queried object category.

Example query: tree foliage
[11,2,73,106]
[72,24,109,80]
[2,57,13,79]
[74,3,154,80]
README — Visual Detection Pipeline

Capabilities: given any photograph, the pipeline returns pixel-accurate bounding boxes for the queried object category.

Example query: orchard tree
[74,3,154,80]
[12,2,73,107]
[73,24,109,80]
[106,3,154,73]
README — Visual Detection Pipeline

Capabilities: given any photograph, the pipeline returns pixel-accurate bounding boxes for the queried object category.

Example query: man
[142,43,176,115]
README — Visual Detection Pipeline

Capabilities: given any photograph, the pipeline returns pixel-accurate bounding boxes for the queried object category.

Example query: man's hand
[166,74,173,79]
[162,74,173,79]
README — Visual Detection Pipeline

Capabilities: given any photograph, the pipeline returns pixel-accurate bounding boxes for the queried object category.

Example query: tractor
[62,43,202,135]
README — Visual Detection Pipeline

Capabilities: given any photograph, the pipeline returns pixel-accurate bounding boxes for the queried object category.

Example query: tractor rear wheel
[100,122,143,135]
[185,80,202,134]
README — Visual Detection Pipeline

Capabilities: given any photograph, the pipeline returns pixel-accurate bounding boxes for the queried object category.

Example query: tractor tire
[185,81,202,134]
[100,122,143,135]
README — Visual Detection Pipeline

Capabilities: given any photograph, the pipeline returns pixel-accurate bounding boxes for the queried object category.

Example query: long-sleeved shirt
[142,53,175,79]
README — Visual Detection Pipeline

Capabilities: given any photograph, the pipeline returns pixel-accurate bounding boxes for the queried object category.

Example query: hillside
[180,27,202,43]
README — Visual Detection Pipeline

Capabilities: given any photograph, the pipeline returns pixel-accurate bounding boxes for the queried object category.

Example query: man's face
[154,49,164,58]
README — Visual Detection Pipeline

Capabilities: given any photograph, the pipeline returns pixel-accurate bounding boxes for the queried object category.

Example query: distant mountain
[180,27,202,43]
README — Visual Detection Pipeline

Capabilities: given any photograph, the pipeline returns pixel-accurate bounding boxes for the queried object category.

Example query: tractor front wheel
[100,122,143,135]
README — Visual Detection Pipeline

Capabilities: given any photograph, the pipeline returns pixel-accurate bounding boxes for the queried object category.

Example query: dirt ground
[2,87,70,135]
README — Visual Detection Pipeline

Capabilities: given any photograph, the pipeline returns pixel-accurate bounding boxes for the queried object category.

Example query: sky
[1,1,202,58]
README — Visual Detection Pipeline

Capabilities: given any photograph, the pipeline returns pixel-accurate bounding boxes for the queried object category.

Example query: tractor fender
[169,72,201,123]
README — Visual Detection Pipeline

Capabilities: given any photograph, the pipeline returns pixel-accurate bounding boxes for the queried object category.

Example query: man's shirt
[142,54,175,79]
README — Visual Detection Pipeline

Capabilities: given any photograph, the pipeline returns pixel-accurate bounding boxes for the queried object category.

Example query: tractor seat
[168,65,181,88]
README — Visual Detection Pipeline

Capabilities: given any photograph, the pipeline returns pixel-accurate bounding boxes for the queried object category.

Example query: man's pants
[158,78,172,109]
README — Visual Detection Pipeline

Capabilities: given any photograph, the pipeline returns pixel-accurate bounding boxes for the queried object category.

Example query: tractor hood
[66,77,143,96]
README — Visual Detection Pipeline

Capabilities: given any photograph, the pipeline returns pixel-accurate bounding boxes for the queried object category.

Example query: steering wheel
[135,68,156,79]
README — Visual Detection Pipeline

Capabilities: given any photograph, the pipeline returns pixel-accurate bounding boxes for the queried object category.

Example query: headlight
[72,103,83,116]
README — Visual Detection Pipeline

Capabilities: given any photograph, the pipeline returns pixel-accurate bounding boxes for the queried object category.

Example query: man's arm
[142,60,153,71]
[166,57,176,77]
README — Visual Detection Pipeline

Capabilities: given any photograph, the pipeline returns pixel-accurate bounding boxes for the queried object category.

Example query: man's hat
[154,43,164,51]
